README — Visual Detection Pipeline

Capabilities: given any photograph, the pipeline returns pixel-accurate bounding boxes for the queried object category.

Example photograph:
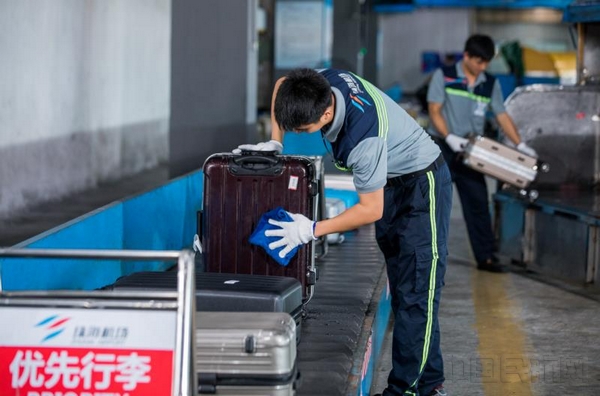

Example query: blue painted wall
[0,170,203,291]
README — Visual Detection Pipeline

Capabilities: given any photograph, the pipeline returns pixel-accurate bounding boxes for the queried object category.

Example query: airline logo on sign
[0,307,177,396]
[36,315,72,343]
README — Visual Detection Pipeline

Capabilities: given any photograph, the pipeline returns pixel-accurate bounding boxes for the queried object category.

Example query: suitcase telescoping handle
[230,150,283,176]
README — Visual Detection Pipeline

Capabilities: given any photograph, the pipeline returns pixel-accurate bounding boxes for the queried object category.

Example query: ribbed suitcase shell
[463,136,539,188]
[202,153,317,300]
[196,311,297,395]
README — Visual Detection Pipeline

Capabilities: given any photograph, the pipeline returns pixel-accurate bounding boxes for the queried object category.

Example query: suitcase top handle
[230,152,283,175]
[239,149,278,157]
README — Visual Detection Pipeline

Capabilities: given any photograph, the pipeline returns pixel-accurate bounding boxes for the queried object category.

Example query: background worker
[235,68,451,396]
[426,34,536,273]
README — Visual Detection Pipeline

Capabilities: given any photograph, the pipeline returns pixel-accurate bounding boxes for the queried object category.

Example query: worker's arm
[314,189,384,237]
[496,112,537,157]
[426,69,451,139]
[429,101,468,152]
[270,76,286,143]
[428,102,450,138]
[495,112,520,145]
[265,189,384,259]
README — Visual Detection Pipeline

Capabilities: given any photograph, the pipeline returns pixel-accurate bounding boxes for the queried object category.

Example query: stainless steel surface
[496,189,600,290]
[531,210,590,283]
[0,293,179,309]
[587,226,599,283]
[595,112,600,183]
[523,208,536,265]
[504,85,600,187]
[0,248,197,396]
[533,189,600,218]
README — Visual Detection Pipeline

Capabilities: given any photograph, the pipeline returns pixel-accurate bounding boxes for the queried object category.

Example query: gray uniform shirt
[321,70,440,194]
[426,61,506,138]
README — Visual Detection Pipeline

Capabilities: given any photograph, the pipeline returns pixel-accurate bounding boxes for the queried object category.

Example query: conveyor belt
[297,224,387,396]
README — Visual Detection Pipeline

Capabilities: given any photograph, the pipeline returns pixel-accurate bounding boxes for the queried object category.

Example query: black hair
[464,34,496,62]
[274,68,332,131]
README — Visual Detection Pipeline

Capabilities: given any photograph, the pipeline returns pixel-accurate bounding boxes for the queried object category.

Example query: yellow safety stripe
[351,73,389,140]
[445,87,491,103]
[473,270,534,395]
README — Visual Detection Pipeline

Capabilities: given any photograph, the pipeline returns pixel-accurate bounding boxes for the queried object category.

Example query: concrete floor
[371,189,600,396]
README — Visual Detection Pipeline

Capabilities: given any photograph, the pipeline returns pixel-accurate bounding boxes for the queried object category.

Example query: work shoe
[429,385,447,396]
[477,256,507,273]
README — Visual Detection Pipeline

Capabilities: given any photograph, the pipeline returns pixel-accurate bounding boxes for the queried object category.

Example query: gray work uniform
[426,60,506,138]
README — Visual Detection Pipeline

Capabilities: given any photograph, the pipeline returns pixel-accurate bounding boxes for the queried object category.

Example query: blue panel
[522,76,560,85]
[495,74,517,99]
[282,132,330,156]
[357,283,392,395]
[374,0,572,9]
[1,205,126,291]
[122,171,203,274]
[0,170,204,291]
[325,188,360,208]
[383,83,403,103]
[373,4,416,12]
[563,2,600,22]
[494,192,526,261]
[182,171,204,245]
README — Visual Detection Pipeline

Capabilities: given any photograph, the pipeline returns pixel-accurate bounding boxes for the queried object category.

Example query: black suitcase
[201,152,318,302]
[110,270,304,343]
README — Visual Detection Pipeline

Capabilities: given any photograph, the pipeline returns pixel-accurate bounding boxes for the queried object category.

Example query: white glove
[233,140,283,155]
[517,142,537,158]
[266,212,316,258]
[445,134,469,153]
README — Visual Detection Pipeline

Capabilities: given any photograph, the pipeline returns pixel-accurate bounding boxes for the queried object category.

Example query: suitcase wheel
[519,188,539,202]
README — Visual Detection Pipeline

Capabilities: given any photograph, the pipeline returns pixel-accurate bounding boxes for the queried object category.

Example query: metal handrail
[0,247,197,396]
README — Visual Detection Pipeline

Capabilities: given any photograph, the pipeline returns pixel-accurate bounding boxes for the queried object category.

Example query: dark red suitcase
[201,151,318,302]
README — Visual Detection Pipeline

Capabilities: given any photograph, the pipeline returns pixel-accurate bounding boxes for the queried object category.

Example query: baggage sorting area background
[0,156,393,396]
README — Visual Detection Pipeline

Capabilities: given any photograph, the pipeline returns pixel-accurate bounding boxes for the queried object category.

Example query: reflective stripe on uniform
[352,73,389,140]
[445,87,491,103]
[410,170,439,391]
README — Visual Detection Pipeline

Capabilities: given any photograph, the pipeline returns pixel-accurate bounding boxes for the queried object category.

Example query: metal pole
[173,250,196,396]
[577,23,585,85]
[0,248,182,260]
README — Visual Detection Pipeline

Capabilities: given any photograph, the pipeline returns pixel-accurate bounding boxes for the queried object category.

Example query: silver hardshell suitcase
[325,197,346,245]
[196,311,299,395]
[463,136,548,199]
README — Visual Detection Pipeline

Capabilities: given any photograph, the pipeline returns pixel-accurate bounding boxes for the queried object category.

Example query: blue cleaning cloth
[249,206,300,267]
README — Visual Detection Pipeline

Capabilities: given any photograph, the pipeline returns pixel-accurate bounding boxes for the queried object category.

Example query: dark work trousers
[435,138,496,264]
[375,161,452,396]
